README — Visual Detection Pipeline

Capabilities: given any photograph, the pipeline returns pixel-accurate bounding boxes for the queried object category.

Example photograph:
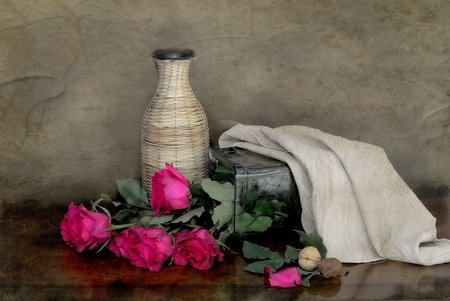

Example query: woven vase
[141,48,210,193]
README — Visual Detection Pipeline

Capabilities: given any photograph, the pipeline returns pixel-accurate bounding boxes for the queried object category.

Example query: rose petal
[266,267,301,288]
[167,197,191,210]
[166,163,189,187]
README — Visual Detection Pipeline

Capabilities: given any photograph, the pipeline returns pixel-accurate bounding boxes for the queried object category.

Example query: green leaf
[201,179,235,202]
[301,276,311,287]
[297,268,320,287]
[189,183,210,199]
[91,198,103,208]
[284,245,300,262]
[138,215,152,227]
[253,200,276,216]
[116,179,149,206]
[339,267,350,276]
[212,165,235,183]
[217,229,232,243]
[242,241,282,260]
[172,206,205,224]
[211,201,234,229]
[249,216,272,232]
[150,214,174,225]
[300,273,315,287]
[269,199,285,211]
[243,258,286,274]
[111,201,123,207]
[242,187,259,211]
[227,220,235,233]
[138,209,154,217]
[295,230,327,259]
[113,207,140,223]
[235,213,255,234]
[100,193,112,202]
[133,210,154,226]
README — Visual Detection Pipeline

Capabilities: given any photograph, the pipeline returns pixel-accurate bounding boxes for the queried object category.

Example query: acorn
[298,246,321,271]
[318,257,342,277]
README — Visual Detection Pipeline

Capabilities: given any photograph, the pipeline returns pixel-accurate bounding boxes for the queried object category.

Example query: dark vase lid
[152,48,196,60]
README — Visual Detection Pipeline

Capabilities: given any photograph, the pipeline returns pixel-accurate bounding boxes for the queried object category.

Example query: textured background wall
[1,0,449,202]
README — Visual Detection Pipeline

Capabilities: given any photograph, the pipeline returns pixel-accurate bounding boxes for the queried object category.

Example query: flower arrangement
[61,162,349,287]
[61,163,225,271]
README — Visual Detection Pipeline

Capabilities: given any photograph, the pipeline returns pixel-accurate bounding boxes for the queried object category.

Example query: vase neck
[154,59,193,87]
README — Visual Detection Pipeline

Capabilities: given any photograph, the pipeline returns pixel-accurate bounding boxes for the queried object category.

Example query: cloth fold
[219,124,450,266]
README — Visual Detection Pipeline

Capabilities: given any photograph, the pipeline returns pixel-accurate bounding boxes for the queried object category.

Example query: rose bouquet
[61,163,225,271]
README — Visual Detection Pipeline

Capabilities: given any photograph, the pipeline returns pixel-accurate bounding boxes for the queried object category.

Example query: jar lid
[152,48,195,60]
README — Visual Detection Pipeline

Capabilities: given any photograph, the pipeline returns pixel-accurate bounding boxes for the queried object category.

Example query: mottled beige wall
[1,0,449,202]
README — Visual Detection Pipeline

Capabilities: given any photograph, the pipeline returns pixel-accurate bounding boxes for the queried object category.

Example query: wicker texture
[141,56,210,193]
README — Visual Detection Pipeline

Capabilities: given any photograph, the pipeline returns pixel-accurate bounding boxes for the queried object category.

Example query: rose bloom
[264,266,302,288]
[60,203,111,252]
[109,226,173,272]
[172,227,224,270]
[150,163,191,216]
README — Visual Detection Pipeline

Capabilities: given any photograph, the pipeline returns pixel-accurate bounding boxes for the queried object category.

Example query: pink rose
[172,227,224,270]
[150,163,191,216]
[109,226,173,272]
[60,203,111,252]
[264,266,302,288]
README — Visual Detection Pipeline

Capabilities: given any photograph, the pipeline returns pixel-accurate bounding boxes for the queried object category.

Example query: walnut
[298,246,321,271]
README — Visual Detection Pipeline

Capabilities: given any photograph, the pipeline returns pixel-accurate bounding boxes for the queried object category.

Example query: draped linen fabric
[218,124,450,266]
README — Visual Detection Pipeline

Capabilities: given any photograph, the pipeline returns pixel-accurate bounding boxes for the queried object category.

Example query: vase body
[141,49,210,193]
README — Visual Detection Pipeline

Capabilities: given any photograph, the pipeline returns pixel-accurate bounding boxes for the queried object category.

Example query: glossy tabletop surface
[1,198,450,300]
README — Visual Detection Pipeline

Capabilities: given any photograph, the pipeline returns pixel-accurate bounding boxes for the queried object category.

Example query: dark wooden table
[1,198,450,300]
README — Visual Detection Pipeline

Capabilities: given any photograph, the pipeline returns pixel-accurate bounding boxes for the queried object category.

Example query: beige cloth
[219,124,450,266]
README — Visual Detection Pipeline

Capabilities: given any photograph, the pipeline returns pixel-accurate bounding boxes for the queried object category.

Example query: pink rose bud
[172,227,224,270]
[60,203,111,252]
[264,266,302,288]
[150,163,191,216]
[109,226,173,272]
